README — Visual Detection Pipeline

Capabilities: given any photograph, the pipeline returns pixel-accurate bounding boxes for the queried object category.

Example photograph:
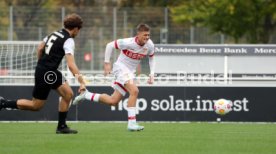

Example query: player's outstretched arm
[66,54,86,92]
[37,41,45,60]
[148,56,155,84]
[104,62,112,76]
[104,41,117,76]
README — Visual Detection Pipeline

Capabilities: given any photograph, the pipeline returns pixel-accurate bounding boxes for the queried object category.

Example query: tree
[171,0,276,43]
[118,0,182,7]
[1,0,99,40]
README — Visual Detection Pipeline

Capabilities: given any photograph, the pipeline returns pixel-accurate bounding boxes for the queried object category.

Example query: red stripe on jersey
[149,53,154,57]
[114,82,127,92]
[91,93,95,101]
[114,40,119,49]
[128,116,136,120]
[122,50,146,60]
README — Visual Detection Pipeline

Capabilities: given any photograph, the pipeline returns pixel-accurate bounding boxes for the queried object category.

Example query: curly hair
[63,13,83,30]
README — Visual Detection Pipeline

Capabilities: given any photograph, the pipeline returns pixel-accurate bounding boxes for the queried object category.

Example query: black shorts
[32,66,65,100]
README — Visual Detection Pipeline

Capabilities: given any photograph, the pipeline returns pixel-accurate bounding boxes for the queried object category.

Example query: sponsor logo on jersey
[122,50,146,60]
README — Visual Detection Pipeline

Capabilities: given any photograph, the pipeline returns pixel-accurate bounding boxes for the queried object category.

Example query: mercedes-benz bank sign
[154,44,276,55]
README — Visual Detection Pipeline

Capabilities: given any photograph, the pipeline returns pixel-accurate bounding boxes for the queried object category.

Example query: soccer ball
[214,99,232,115]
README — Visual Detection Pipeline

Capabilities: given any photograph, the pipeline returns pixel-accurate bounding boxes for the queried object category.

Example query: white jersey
[114,37,154,71]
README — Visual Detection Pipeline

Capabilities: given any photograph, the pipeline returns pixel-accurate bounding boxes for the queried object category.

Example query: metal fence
[0,6,276,72]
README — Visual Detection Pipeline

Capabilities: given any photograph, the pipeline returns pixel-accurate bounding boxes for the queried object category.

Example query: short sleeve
[63,38,75,55]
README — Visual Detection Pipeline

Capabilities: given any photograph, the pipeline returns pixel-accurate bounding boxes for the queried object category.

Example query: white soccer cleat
[72,90,87,105]
[127,123,144,131]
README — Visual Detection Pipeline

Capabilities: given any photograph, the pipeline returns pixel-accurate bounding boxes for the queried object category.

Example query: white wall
[155,55,276,74]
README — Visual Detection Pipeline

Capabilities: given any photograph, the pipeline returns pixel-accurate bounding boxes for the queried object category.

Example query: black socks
[58,111,68,129]
[0,98,18,109]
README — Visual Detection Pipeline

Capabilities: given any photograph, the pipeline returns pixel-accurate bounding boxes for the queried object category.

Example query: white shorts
[111,63,135,96]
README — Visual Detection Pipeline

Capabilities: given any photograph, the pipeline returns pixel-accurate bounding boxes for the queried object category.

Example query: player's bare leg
[73,88,122,105]
[124,80,144,131]
[55,82,77,134]
[124,80,139,107]
[98,91,123,106]
[0,96,45,111]
[57,82,73,111]
[72,80,144,131]
[17,99,45,111]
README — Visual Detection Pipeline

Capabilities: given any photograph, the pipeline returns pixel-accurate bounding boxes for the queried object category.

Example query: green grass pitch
[0,122,275,154]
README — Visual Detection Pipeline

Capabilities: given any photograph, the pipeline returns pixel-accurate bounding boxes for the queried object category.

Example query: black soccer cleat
[56,125,78,134]
[0,96,4,110]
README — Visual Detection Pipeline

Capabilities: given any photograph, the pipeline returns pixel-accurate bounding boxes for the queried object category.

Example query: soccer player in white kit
[73,23,155,131]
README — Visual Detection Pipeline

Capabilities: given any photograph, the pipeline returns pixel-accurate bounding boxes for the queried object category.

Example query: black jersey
[37,29,72,70]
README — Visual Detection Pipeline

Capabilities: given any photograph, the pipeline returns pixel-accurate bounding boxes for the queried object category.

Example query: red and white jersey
[114,37,154,71]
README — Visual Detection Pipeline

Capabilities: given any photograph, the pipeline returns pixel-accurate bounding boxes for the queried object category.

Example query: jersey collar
[135,37,143,47]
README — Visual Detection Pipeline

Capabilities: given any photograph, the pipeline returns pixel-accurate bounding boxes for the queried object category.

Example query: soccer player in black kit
[0,13,86,134]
